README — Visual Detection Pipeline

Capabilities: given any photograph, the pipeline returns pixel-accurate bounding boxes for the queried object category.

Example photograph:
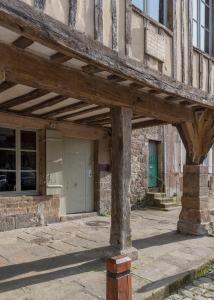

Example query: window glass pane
[0,150,15,170]
[0,171,16,191]
[193,0,198,20]
[200,27,205,51]
[132,0,144,10]
[21,171,36,191]
[0,128,15,149]
[205,5,210,29]
[205,30,210,53]
[21,152,36,170]
[148,0,160,21]
[200,1,205,27]
[21,131,36,150]
[193,20,198,47]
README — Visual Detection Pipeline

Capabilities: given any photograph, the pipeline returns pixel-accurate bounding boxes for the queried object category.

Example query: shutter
[46,130,63,196]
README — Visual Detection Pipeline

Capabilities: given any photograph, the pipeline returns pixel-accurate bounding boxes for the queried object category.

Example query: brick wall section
[0,195,59,232]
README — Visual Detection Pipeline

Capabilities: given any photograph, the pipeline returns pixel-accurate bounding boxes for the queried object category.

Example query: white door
[63,138,94,214]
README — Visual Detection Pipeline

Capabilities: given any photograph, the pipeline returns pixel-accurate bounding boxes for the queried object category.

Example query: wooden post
[109,107,137,259]
[106,256,132,300]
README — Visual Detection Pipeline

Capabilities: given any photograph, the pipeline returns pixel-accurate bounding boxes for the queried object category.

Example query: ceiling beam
[132,119,168,129]
[0,42,194,123]
[0,89,48,110]
[61,105,103,120]
[12,36,33,49]
[0,110,107,140]
[40,101,87,118]
[21,95,68,114]
[0,81,15,92]
[0,0,212,107]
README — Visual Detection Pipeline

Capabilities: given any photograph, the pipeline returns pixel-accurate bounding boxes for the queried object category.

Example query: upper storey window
[132,0,167,26]
[193,0,212,54]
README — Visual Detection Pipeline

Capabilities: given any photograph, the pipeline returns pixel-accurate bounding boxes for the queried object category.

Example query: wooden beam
[50,52,71,64]
[176,109,214,164]
[110,107,133,250]
[132,119,168,129]
[0,110,106,140]
[68,0,77,28]
[61,106,103,120]
[0,42,194,123]
[107,74,125,83]
[0,0,211,106]
[81,64,103,74]
[34,0,46,10]
[0,81,15,92]
[0,89,48,110]
[12,36,33,49]
[78,112,110,124]
[94,0,103,43]
[21,95,68,114]
[40,101,86,118]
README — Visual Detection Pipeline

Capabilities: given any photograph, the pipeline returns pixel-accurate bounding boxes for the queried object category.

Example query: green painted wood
[149,141,158,188]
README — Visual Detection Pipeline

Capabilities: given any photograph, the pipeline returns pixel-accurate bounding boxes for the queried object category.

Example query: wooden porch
[0,0,213,256]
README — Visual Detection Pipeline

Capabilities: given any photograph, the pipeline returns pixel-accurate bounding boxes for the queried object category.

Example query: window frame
[192,0,212,55]
[0,125,39,196]
[132,0,169,28]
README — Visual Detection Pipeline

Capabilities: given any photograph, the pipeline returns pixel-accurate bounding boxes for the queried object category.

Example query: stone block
[0,216,15,231]
[15,213,40,229]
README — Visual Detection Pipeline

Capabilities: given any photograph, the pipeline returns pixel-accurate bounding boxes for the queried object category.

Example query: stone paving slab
[0,208,213,299]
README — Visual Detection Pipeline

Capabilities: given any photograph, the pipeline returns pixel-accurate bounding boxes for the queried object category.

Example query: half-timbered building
[0,0,213,258]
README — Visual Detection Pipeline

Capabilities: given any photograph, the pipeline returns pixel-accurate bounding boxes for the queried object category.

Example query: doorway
[148,141,158,188]
[63,138,94,214]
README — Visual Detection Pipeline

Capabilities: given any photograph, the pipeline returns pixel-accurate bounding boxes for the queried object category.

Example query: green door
[148,141,158,188]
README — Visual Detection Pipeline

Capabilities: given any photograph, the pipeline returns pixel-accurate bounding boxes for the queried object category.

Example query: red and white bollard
[106,256,132,300]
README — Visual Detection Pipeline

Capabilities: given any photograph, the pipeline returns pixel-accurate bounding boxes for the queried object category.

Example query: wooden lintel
[0,111,106,140]
[0,0,212,107]
[0,42,194,123]
[132,119,168,129]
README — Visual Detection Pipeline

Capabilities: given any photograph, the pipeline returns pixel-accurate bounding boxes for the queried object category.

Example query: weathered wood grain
[110,107,132,250]
[0,42,194,123]
[0,0,211,106]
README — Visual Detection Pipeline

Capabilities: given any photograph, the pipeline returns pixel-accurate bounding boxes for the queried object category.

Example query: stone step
[146,192,166,201]
[154,197,176,204]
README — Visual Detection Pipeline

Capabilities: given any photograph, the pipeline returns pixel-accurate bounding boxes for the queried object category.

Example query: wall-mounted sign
[145,28,165,62]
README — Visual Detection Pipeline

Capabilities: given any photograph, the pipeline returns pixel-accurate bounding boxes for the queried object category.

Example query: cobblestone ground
[166,266,214,300]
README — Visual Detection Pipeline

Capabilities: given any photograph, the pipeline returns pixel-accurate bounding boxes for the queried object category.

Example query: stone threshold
[141,259,214,300]
[60,212,98,221]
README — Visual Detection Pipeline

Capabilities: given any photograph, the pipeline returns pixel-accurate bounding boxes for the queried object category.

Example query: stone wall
[96,126,164,214]
[0,195,59,232]
[130,126,163,205]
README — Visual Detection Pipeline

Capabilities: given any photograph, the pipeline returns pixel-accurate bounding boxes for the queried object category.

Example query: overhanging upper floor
[0,0,213,137]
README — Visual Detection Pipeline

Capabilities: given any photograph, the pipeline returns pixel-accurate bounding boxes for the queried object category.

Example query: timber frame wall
[21,0,214,98]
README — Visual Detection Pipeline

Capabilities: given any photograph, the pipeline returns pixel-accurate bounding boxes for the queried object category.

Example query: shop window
[0,127,37,194]
[193,0,212,54]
